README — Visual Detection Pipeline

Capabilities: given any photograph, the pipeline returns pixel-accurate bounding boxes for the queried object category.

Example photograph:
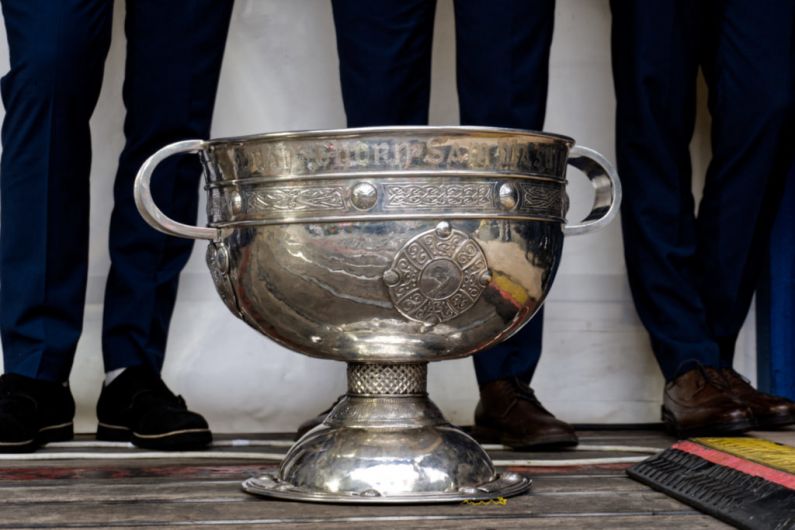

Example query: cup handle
[562,145,622,236]
[134,139,218,240]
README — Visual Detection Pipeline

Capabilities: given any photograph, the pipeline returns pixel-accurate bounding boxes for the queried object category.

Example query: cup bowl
[136,126,610,363]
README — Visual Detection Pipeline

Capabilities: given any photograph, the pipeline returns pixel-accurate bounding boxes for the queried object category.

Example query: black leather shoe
[96,366,211,450]
[662,365,753,437]
[295,394,345,440]
[0,373,74,453]
[472,378,578,450]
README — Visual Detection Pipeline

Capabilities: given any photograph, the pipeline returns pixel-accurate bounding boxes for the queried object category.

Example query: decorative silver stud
[479,270,493,286]
[215,245,230,274]
[350,182,378,210]
[383,270,400,286]
[435,221,452,238]
[230,191,243,215]
[498,182,519,211]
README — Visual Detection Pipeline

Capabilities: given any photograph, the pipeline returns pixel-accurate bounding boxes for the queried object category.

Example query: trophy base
[242,363,532,504]
[242,471,530,504]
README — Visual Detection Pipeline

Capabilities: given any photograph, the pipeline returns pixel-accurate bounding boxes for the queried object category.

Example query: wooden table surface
[1,428,790,529]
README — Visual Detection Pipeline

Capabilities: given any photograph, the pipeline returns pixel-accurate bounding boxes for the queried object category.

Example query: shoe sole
[753,413,795,430]
[661,408,754,438]
[97,422,212,451]
[0,422,74,454]
[471,425,579,450]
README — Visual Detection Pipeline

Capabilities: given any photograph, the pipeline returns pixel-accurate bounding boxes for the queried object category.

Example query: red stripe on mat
[673,440,795,490]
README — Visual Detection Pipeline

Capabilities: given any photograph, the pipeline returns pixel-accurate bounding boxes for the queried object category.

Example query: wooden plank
[527,475,650,493]
[0,480,244,504]
[235,514,729,530]
[0,462,631,483]
[0,462,274,481]
[0,490,698,527]
[0,476,652,504]
[0,513,731,529]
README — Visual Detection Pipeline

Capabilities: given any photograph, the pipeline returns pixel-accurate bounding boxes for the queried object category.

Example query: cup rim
[204,125,576,147]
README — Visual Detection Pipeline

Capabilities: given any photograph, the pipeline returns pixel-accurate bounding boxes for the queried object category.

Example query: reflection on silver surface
[134,126,620,503]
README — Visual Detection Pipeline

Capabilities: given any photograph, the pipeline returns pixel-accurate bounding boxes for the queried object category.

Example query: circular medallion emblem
[419,259,463,299]
[383,222,490,324]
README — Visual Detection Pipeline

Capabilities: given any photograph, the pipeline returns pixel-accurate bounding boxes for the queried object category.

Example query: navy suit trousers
[0,0,234,382]
[331,0,555,385]
[611,0,795,380]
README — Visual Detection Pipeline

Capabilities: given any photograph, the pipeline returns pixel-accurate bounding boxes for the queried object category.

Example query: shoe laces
[690,363,730,394]
[721,368,752,389]
[721,368,782,400]
[129,380,186,412]
[509,379,551,414]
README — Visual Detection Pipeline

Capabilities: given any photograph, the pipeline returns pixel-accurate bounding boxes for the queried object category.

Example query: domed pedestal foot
[242,362,532,504]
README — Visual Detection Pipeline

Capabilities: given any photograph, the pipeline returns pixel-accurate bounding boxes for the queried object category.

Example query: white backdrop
[0,0,755,433]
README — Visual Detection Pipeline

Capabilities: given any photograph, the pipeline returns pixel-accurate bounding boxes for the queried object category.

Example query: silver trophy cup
[134,126,620,503]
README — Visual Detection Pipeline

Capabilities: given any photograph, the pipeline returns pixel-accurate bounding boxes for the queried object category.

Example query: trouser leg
[0,0,112,382]
[453,0,554,129]
[454,0,554,384]
[473,310,543,386]
[696,0,795,367]
[101,0,234,372]
[331,0,435,126]
[611,0,713,381]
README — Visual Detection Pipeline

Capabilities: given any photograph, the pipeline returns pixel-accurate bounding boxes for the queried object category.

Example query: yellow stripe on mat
[692,437,795,475]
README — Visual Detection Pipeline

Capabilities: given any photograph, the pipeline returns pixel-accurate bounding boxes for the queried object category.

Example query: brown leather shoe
[720,368,795,429]
[295,395,344,440]
[473,378,578,450]
[662,366,753,437]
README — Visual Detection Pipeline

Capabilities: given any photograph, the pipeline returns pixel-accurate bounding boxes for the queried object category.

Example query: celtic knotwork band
[383,222,490,324]
[347,363,427,395]
[383,183,492,209]
[207,179,565,225]
[247,187,346,211]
